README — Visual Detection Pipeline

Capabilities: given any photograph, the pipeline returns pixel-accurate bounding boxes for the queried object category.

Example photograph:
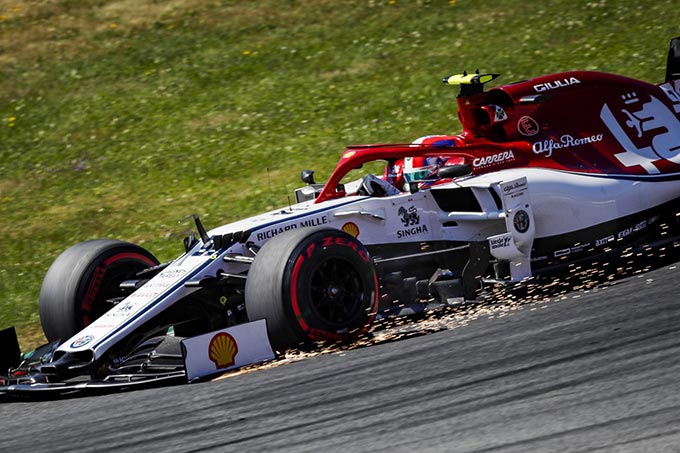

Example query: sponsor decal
[109,301,135,317]
[208,332,238,370]
[554,248,570,258]
[502,179,528,198]
[517,116,539,137]
[143,281,177,289]
[127,290,161,300]
[595,235,614,247]
[513,210,530,233]
[634,220,647,232]
[396,205,428,239]
[255,215,329,242]
[494,105,508,122]
[182,320,275,381]
[343,150,356,159]
[532,134,604,157]
[398,206,420,227]
[70,335,94,348]
[489,235,512,250]
[473,150,515,168]
[601,86,680,174]
[553,243,591,258]
[570,243,590,254]
[562,214,657,258]
[256,224,298,241]
[158,268,187,279]
[397,224,429,239]
[618,227,633,239]
[534,77,580,92]
[341,222,360,238]
[299,216,329,228]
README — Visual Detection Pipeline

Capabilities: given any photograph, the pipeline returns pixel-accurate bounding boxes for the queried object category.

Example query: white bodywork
[57,167,680,359]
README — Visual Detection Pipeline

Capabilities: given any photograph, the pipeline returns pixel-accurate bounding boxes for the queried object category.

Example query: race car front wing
[0,320,275,400]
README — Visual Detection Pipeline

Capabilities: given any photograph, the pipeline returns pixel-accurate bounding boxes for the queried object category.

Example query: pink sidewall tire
[245,227,379,351]
[39,239,159,342]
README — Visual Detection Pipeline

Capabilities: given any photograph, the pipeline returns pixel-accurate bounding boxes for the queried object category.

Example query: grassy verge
[1,0,679,350]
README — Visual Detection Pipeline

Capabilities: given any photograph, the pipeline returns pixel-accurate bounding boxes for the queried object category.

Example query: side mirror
[301,169,316,185]
[438,164,472,179]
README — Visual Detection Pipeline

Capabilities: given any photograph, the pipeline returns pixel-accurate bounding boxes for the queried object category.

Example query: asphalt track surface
[2,263,680,452]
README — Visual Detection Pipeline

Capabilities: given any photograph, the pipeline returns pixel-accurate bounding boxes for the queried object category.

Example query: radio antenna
[266,167,273,207]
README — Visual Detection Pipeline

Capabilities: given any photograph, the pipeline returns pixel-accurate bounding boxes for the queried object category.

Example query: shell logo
[208,332,239,369]
[341,222,360,238]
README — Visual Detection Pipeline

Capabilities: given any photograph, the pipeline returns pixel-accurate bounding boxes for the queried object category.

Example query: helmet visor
[403,165,438,184]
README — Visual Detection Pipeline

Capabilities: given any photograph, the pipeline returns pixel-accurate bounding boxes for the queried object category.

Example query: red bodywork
[317,71,680,203]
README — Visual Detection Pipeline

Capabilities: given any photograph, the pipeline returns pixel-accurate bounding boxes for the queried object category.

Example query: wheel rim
[308,256,365,327]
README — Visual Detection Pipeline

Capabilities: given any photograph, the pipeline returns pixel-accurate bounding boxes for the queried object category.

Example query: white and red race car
[2,37,680,398]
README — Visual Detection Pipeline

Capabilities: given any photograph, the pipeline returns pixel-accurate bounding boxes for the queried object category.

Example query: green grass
[1,0,679,348]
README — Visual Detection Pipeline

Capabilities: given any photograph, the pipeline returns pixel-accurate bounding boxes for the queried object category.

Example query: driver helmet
[384,158,405,190]
[384,156,449,190]
[403,156,447,189]
[384,135,460,191]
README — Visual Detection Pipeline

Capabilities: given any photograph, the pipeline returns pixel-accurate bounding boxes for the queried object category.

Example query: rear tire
[245,227,379,350]
[39,239,159,341]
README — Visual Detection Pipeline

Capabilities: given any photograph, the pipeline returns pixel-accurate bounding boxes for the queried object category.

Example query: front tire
[245,227,379,350]
[39,239,159,342]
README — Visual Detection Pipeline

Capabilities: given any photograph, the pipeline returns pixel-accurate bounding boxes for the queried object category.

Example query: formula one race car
[3,37,680,398]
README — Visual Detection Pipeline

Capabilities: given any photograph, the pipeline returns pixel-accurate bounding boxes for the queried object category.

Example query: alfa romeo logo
[70,335,94,348]
[513,210,530,233]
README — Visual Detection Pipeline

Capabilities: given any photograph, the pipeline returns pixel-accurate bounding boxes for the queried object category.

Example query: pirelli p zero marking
[39,240,159,342]
[319,235,370,262]
[290,256,310,333]
[245,227,379,350]
[80,252,157,325]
